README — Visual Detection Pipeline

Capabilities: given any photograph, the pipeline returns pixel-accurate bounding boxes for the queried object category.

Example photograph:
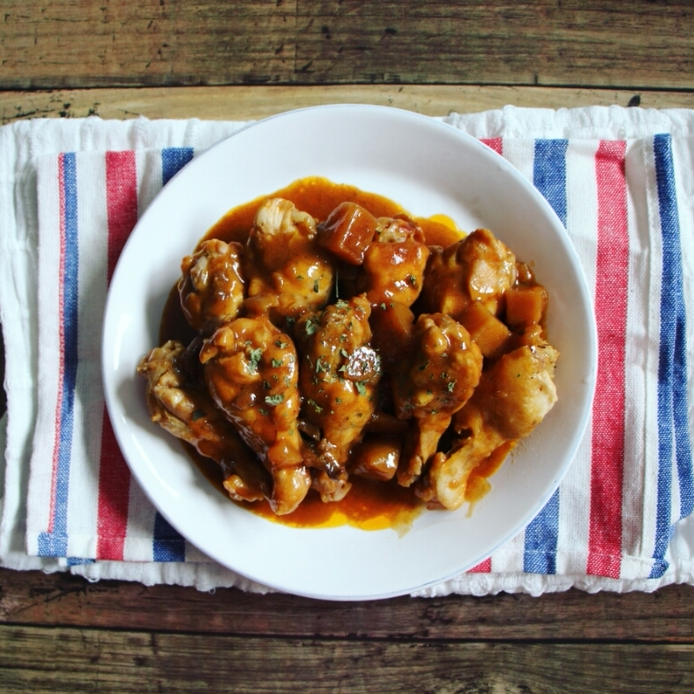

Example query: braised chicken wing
[393,313,483,486]
[295,293,381,501]
[177,239,245,334]
[416,341,559,510]
[243,198,334,321]
[360,216,431,307]
[199,315,311,514]
[136,340,268,503]
[422,228,517,318]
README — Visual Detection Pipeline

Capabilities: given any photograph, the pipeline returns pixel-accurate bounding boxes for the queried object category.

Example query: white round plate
[102,105,597,600]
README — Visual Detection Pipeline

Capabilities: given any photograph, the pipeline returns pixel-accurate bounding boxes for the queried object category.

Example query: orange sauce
[203,176,462,248]
[160,176,507,532]
[246,477,423,534]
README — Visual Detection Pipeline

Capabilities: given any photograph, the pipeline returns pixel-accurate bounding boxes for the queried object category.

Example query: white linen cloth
[0,107,692,596]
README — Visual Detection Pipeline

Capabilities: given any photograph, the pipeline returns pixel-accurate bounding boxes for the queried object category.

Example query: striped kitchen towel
[0,108,692,595]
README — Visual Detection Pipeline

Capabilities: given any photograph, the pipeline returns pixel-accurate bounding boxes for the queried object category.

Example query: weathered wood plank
[1,1,691,90]
[295,0,694,89]
[0,624,691,694]
[1,84,691,125]
[1,569,692,642]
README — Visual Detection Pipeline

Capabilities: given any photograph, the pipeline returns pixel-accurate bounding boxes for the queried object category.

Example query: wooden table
[1,2,692,692]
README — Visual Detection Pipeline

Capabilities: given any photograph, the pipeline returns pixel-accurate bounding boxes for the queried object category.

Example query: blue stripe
[38,152,79,557]
[533,139,569,226]
[161,147,194,186]
[153,514,186,562]
[151,147,195,561]
[650,134,693,578]
[522,139,568,574]
[523,489,559,574]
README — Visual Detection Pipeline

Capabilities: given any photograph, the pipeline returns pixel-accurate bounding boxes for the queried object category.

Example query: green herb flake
[308,398,323,414]
[247,347,263,370]
[264,393,284,407]
[271,358,283,368]
[313,279,320,293]
[304,318,318,335]
[447,380,456,392]
[355,381,367,396]
[274,339,287,349]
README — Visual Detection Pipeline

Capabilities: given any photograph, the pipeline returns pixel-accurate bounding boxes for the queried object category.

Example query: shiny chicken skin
[417,341,559,510]
[295,293,381,501]
[178,239,245,334]
[360,216,431,307]
[136,340,269,504]
[393,313,483,487]
[199,315,311,514]
[243,198,334,321]
[422,228,517,318]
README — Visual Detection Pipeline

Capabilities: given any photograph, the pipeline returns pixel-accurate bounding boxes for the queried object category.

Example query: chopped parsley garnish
[307,398,323,413]
[271,358,284,368]
[247,347,263,370]
[355,381,367,395]
[264,393,284,406]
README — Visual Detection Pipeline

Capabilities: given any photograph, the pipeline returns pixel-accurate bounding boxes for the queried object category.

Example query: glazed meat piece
[359,216,430,307]
[416,342,559,510]
[421,228,517,318]
[393,313,483,487]
[243,198,334,321]
[177,239,245,334]
[317,201,377,265]
[136,340,268,503]
[295,294,381,501]
[199,315,311,514]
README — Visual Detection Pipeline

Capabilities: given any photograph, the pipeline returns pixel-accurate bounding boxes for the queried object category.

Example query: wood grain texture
[0,624,692,694]
[1,84,691,125]
[1,0,692,90]
[0,570,692,643]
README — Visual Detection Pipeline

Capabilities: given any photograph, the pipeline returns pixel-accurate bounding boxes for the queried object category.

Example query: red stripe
[480,137,503,155]
[96,151,138,560]
[468,558,492,573]
[46,154,68,534]
[587,140,628,577]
